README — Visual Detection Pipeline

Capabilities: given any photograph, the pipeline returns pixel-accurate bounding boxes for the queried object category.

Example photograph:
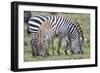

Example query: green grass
[24,12,90,62]
[24,46,90,62]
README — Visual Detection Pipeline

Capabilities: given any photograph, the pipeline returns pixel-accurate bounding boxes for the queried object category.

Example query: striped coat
[28,16,84,56]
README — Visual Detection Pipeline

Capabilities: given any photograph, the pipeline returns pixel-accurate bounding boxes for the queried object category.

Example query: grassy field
[24,11,90,62]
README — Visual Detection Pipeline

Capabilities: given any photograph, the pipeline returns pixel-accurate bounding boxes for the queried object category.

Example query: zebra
[28,16,48,56]
[35,20,53,56]
[27,15,84,56]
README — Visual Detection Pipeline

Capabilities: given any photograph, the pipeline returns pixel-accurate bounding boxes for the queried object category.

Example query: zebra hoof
[46,52,50,56]
[32,53,37,57]
[65,51,68,55]
[57,51,61,55]
[70,50,74,54]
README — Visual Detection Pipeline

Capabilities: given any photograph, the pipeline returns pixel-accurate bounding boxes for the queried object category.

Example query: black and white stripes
[27,15,84,56]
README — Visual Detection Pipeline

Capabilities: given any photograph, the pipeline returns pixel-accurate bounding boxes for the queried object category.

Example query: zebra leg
[45,49,49,56]
[57,37,62,55]
[51,38,55,55]
[64,40,69,55]
[80,49,84,54]
[30,39,38,56]
[46,39,51,56]
[48,35,55,55]
[64,35,71,55]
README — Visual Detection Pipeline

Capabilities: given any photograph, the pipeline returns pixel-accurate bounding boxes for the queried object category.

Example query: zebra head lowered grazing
[69,21,84,54]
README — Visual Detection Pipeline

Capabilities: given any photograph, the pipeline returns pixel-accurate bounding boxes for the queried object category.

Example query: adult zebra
[28,15,84,56]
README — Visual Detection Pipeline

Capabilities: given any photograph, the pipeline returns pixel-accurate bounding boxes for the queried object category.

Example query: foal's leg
[51,38,55,55]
